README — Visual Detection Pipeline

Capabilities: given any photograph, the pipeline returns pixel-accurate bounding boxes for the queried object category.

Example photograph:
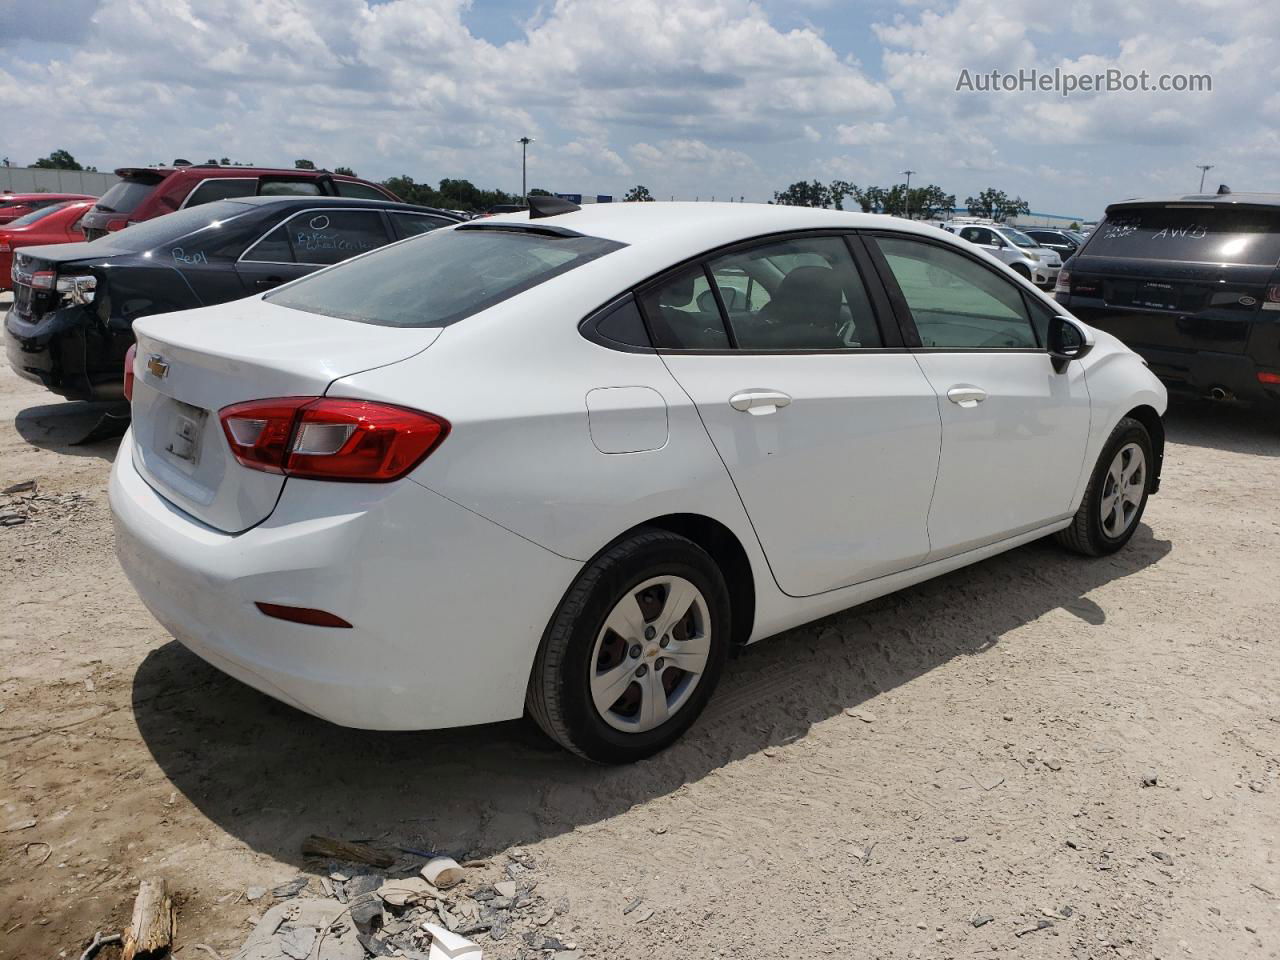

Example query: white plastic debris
[421,856,465,889]
[424,922,483,959]
[376,876,435,907]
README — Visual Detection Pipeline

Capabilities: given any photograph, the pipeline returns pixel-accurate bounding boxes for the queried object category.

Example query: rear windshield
[265,226,625,327]
[94,178,159,215]
[1083,205,1280,265]
[94,200,253,251]
[7,202,74,226]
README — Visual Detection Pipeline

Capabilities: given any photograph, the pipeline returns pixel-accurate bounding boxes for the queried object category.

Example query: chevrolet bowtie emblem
[147,354,169,379]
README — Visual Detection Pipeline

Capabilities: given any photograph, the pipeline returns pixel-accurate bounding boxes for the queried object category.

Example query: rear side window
[185,178,255,207]
[94,178,157,214]
[1085,206,1280,265]
[7,202,74,226]
[285,210,390,265]
[266,226,625,327]
[637,265,729,349]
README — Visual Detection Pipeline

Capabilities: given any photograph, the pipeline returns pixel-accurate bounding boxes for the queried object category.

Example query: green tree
[1069,221,1081,230]
[220,157,231,165]
[624,185,655,202]
[294,158,316,170]
[851,185,886,213]
[772,180,831,207]
[908,184,957,220]
[333,165,356,176]
[528,187,553,197]
[32,149,83,170]
[880,184,908,216]
[828,180,856,210]
[965,187,1031,223]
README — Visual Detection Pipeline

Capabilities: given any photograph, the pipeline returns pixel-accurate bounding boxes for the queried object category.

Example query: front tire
[1056,417,1154,556]
[526,528,730,763]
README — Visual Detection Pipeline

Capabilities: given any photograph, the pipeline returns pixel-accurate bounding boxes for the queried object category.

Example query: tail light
[1054,269,1071,296]
[1258,371,1280,385]
[30,270,56,290]
[105,217,133,232]
[123,344,137,403]
[1267,285,1280,304]
[219,397,449,482]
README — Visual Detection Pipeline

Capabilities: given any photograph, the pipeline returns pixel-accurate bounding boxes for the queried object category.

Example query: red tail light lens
[255,602,352,628]
[30,270,56,290]
[123,344,137,403]
[1053,268,1071,295]
[219,397,448,482]
[1258,371,1280,385]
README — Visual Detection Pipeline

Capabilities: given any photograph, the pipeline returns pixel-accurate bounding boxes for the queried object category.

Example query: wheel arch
[619,513,756,646]
[1123,403,1165,493]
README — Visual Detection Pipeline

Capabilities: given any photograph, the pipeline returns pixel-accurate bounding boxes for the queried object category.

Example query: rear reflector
[220,396,449,482]
[1258,371,1280,385]
[255,602,352,628]
[123,343,137,403]
[1053,269,1071,296]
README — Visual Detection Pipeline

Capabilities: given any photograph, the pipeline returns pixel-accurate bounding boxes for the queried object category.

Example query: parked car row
[0,191,96,224]
[0,199,94,290]
[100,197,1166,762]
[6,195,460,399]
[942,219,1064,288]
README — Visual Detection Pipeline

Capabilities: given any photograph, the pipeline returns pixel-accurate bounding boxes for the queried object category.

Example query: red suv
[79,165,400,240]
[0,192,95,225]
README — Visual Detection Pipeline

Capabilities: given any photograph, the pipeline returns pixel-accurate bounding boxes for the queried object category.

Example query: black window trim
[616,228,908,357]
[864,229,1052,354]
[579,293,656,354]
[238,206,394,267]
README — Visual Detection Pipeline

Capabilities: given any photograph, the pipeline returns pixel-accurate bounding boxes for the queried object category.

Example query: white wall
[0,167,120,197]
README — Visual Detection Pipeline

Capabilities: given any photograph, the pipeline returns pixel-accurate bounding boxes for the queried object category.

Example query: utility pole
[902,169,916,219]
[1195,163,1213,193]
[517,137,534,199]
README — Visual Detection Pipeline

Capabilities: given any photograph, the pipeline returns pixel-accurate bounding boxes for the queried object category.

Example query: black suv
[6,196,459,400]
[1057,194,1280,403]
[1024,227,1085,262]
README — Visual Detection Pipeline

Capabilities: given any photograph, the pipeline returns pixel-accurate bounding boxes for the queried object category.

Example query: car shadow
[132,526,1171,866]
[1163,397,1280,457]
[14,400,128,458]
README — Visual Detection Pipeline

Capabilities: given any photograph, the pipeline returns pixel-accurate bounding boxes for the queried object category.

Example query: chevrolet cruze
[109,199,1167,763]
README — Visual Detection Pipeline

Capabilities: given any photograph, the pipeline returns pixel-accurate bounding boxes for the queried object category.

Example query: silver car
[946,221,1062,288]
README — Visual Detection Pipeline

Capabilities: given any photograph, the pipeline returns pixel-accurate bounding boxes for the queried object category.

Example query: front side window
[998,228,1038,249]
[875,236,1038,349]
[707,236,882,350]
[266,225,624,327]
[185,178,256,207]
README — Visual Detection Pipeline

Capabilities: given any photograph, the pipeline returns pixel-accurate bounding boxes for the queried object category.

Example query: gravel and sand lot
[1,353,1277,960]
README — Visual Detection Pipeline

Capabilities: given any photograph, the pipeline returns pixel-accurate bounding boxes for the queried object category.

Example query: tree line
[772,179,1031,222]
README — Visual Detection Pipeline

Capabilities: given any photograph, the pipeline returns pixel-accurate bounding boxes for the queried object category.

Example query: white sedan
[109,199,1167,763]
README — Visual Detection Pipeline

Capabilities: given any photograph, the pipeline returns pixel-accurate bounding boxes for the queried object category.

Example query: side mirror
[1048,315,1094,373]
[990,237,1005,248]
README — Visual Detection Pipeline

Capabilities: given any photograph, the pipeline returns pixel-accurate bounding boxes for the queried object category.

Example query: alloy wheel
[1100,442,1146,538]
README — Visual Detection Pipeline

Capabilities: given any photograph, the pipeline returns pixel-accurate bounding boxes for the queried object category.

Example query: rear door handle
[729,389,792,416]
[946,385,987,408]
[255,277,284,289]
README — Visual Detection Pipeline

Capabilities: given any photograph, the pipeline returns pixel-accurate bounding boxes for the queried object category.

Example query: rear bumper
[1132,345,1280,402]
[5,304,125,400]
[109,436,579,730]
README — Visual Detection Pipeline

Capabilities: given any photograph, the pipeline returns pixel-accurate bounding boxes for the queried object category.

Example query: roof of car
[223,195,459,218]
[114,165,367,179]
[1108,192,1280,211]
[482,201,950,251]
[0,192,96,201]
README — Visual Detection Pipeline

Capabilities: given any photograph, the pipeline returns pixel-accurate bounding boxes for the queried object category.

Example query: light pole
[1195,163,1213,193]
[517,137,534,199]
[902,169,916,219]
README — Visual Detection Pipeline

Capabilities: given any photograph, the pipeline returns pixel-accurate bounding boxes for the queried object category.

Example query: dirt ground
[1,348,1278,960]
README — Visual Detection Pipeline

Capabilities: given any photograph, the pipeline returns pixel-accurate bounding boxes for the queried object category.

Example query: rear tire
[527,528,730,763]
[1056,417,1154,556]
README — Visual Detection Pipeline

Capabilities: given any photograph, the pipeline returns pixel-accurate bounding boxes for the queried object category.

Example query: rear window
[7,202,74,226]
[94,178,158,215]
[1084,205,1280,265]
[266,225,624,327]
[93,200,253,252]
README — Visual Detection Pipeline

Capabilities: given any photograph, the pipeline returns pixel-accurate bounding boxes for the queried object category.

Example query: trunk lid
[129,296,440,533]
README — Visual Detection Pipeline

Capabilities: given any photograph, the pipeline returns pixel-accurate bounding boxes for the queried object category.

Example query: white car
[109,200,1167,763]
[947,221,1062,287]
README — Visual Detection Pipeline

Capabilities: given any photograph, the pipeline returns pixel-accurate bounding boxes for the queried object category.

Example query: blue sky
[2,0,1275,219]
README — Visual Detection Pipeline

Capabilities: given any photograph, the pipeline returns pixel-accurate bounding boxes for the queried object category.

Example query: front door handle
[729,389,792,416]
[947,385,987,408]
